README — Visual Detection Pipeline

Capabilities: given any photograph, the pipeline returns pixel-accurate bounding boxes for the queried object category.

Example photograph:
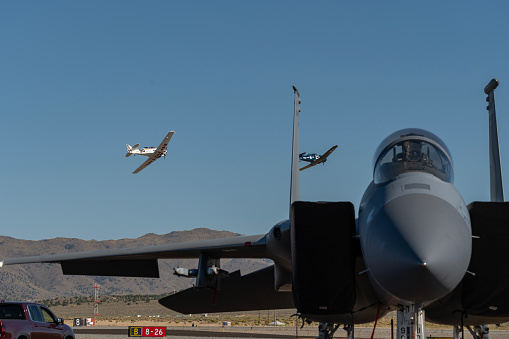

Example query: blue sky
[1,1,509,240]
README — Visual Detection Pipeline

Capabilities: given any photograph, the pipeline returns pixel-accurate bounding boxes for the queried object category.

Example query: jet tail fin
[290,85,301,215]
[484,79,505,202]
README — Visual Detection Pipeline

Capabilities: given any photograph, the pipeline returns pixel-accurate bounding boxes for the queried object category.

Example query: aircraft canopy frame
[373,128,454,184]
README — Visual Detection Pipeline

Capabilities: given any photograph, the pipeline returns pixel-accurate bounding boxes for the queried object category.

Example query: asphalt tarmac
[72,326,509,339]
[74,327,297,338]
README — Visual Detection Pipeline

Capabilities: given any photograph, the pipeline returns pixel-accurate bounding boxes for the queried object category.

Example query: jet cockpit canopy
[373,128,454,184]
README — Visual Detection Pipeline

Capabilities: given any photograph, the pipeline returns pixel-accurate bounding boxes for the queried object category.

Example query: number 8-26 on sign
[128,326,166,337]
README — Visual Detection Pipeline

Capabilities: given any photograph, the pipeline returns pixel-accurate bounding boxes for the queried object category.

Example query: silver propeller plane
[126,131,174,174]
[1,80,508,339]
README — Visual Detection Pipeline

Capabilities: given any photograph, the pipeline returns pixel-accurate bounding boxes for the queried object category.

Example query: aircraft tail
[126,143,140,157]
[290,85,301,215]
[484,78,505,202]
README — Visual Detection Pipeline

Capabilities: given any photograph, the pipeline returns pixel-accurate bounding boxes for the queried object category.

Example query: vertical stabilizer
[126,144,133,157]
[290,86,301,215]
[484,78,505,202]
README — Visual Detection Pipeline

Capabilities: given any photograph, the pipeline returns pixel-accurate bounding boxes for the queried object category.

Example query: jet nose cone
[365,194,471,304]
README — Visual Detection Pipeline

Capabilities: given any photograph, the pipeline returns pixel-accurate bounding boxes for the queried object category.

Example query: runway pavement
[74,327,298,338]
[72,326,509,339]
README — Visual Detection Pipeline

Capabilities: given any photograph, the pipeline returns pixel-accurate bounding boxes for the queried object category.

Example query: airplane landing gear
[465,325,489,339]
[317,322,340,339]
[397,304,425,339]
[343,324,354,339]
[453,325,463,339]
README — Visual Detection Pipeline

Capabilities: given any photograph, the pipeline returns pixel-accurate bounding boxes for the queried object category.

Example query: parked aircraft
[299,145,338,171]
[1,80,507,339]
[126,131,174,174]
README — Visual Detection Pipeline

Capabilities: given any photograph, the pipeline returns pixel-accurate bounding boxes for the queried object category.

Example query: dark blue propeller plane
[299,145,338,171]
[1,79,507,339]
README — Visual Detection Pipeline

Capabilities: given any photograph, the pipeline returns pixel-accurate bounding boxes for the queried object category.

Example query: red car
[0,301,74,339]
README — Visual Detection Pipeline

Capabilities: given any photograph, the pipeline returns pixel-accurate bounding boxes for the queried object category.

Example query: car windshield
[374,139,453,184]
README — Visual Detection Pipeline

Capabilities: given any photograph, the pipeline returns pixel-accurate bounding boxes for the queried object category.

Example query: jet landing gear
[317,322,340,339]
[468,325,489,339]
[343,324,354,339]
[454,325,489,339]
[397,305,425,339]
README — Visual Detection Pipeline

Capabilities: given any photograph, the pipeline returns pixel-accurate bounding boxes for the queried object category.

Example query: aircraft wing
[133,131,174,174]
[0,234,267,278]
[300,162,317,171]
[300,145,338,171]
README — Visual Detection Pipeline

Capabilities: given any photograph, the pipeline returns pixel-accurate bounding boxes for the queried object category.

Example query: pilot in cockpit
[405,140,422,161]
[373,129,454,184]
[397,140,433,168]
[397,140,422,162]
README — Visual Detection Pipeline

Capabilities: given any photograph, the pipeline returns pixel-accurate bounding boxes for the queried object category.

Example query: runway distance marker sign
[128,326,166,337]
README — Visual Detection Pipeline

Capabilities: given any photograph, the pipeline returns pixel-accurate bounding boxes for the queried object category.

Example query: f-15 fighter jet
[2,80,507,339]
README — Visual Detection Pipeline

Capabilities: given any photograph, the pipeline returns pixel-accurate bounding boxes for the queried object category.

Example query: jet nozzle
[484,78,499,94]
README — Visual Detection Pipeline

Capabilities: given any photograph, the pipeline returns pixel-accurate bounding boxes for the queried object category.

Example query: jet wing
[0,234,267,278]
[300,145,338,171]
[133,131,174,174]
